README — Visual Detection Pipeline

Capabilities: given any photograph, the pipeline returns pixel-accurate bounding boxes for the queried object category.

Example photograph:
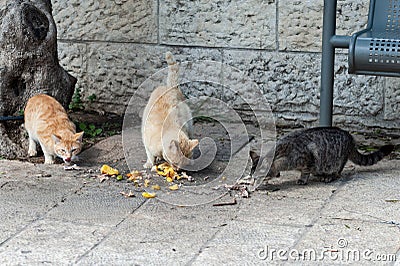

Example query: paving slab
[0,218,110,265]
[0,130,399,265]
[46,182,146,226]
[191,222,304,265]
[77,200,237,265]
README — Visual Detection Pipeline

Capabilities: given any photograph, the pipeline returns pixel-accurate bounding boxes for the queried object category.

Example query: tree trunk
[0,0,76,159]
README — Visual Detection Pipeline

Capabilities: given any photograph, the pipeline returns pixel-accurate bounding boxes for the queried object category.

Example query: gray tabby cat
[250,127,394,185]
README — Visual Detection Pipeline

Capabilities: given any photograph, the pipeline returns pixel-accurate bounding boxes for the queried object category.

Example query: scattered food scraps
[213,184,250,198]
[151,184,161,190]
[120,191,135,198]
[144,179,150,187]
[126,170,142,181]
[116,175,123,181]
[237,175,255,186]
[180,172,193,182]
[169,184,179,191]
[155,162,193,182]
[142,192,156,198]
[63,164,81,171]
[100,164,119,176]
[99,175,109,183]
[226,184,249,198]
[156,162,178,180]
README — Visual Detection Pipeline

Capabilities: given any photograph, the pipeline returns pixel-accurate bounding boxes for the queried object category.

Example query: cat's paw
[44,157,55,164]
[28,149,37,157]
[320,175,336,183]
[143,162,153,169]
[296,179,308,185]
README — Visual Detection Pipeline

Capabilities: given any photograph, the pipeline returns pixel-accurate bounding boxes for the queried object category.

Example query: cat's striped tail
[349,145,394,166]
[166,51,179,89]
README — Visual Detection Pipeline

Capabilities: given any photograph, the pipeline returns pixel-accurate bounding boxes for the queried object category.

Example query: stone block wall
[50,0,399,132]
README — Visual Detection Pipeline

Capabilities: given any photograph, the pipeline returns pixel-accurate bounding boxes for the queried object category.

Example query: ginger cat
[24,94,84,164]
[142,52,198,170]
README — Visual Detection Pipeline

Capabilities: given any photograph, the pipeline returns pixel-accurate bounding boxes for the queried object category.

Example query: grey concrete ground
[0,126,399,265]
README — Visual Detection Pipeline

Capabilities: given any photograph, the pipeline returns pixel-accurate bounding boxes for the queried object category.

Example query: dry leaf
[120,191,135,198]
[142,192,156,198]
[226,184,250,198]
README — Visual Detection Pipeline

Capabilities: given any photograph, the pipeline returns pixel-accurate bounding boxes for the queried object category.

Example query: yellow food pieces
[142,192,156,198]
[151,184,161,190]
[155,163,193,183]
[168,184,179,191]
[156,162,183,183]
[156,163,177,178]
[126,170,142,180]
[144,179,150,188]
[100,165,119,176]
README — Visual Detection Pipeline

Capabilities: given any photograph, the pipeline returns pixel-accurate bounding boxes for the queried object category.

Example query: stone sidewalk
[0,129,399,265]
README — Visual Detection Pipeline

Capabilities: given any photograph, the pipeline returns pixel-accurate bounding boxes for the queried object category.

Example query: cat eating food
[24,94,84,164]
[142,52,198,170]
[250,127,394,184]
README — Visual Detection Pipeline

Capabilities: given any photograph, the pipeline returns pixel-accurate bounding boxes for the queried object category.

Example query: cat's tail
[166,51,179,89]
[349,145,394,166]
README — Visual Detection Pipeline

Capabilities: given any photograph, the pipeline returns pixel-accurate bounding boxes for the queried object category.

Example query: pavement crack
[288,179,349,250]
[340,207,400,229]
[185,227,223,266]
[74,198,148,264]
[0,217,44,248]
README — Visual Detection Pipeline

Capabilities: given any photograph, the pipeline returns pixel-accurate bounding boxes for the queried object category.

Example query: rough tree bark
[0,0,76,159]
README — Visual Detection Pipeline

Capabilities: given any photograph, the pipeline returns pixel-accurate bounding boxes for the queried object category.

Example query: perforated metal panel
[349,0,400,76]
[385,0,400,33]
[368,39,400,64]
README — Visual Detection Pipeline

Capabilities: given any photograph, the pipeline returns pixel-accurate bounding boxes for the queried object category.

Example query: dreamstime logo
[257,238,398,262]
[122,59,276,206]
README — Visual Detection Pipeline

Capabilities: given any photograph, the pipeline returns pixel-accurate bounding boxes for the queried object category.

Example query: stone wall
[51,0,399,132]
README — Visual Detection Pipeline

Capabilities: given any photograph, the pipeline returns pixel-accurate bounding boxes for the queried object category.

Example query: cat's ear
[189,139,199,151]
[74,132,84,142]
[169,140,179,154]
[52,134,61,144]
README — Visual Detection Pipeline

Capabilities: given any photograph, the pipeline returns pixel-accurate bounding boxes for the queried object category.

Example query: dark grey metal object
[320,0,399,126]
[0,116,24,121]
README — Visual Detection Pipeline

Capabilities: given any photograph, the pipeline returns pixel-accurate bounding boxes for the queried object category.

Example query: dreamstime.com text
[257,239,398,262]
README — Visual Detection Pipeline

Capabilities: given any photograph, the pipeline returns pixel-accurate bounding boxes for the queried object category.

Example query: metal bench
[320,0,400,126]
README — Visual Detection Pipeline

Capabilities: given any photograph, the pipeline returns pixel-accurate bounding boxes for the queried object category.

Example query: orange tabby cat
[142,52,198,170]
[24,94,84,164]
